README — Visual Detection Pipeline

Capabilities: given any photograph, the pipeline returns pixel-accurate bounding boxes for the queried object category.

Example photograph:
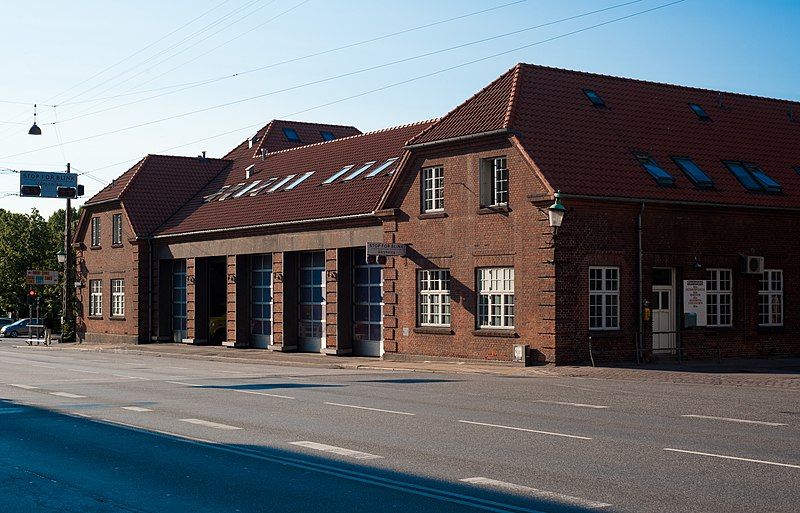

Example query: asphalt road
[0,342,797,512]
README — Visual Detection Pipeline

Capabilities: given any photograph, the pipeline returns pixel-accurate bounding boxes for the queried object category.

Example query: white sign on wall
[366,242,406,257]
[683,280,707,326]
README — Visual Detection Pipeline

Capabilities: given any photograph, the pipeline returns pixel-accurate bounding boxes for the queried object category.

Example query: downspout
[636,202,645,365]
[148,238,153,344]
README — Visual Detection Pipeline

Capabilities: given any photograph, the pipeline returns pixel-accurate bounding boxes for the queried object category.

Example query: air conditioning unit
[740,255,765,274]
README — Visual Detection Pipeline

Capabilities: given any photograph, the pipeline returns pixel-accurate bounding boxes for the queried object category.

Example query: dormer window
[583,89,606,107]
[282,127,301,143]
[689,103,711,120]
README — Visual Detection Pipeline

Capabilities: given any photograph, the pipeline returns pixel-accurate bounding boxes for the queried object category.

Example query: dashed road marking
[179,418,242,430]
[290,441,382,460]
[121,406,153,412]
[234,390,295,400]
[50,392,86,399]
[458,420,592,440]
[8,384,38,389]
[681,414,787,426]
[461,477,611,509]
[534,400,609,409]
[324,402,415,416]
[166,381,203,387]
[664,448,800,469]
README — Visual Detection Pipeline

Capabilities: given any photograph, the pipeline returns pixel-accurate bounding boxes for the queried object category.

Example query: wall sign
[683,279,707,327]
[366,242,406,257]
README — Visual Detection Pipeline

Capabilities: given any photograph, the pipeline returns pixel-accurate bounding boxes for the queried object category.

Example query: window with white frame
[111,279,125,317]
[480,157,509,207]
[759,270,783,326]
[477,267,514,329]
[589,267,619,329]
[418,269,451,327]
[421,166,444,213]
[89,280,102,317]
[91,217,101,246]
[112,213,122,245]
[706,269,732,327]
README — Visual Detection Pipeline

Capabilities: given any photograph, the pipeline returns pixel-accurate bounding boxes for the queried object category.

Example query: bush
[60,318,75,342]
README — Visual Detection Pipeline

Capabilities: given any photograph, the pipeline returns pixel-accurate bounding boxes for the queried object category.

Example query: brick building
[75,64,800,364]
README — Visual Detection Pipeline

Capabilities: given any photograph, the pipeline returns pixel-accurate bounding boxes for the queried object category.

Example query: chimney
[260,148,267,160]
[245,164,254,179]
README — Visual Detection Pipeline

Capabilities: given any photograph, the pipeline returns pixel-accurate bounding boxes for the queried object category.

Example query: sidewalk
[25,341,800,389]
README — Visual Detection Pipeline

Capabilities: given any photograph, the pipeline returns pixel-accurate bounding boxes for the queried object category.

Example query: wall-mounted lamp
[548,190,567,235]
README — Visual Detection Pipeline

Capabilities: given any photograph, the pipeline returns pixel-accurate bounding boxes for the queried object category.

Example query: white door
[652,268,676,354]
[352,248,383,357]
[298,251,326,352]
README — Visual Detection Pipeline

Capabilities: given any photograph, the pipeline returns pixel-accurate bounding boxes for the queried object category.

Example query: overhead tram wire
[76,0,687,180]
[45,0,647,130]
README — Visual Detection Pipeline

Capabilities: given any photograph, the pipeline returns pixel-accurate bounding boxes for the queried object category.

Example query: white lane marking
[458,420,592,440]
[29,363,57,369]
[166,381,203,387]
[9,384,38,389]
[164,366,188,370]
[290,441,382,460]
[324,402,415,416]
[66,368,102,374]
[534,400,609,409]
[179,418,242,430]
[111,374,148,380]
[664,448,800,469]
[121,406,153,412]
[0,408,27,415]
[461,477,611,509]
[71,412,92,418]
[681,414,787,426]
[216,370,247,374]
[234,390,295,400]
[50,392,86,399]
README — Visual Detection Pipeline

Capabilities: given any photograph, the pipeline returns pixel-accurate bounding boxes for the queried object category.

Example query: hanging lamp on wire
[28,104,42,135]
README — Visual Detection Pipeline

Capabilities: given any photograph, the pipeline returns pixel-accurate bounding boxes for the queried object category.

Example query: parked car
[0,318,41,338]
[0,317,15,329]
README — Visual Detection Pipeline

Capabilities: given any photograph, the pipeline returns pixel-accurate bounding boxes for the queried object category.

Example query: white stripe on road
[664,448,800,469]
[50,392,86,398]
[179,418,242,430]
[324,402,415,416]
[290,441,382,460]
[461,477,611,509]
[166,381,203,387]
[71,412,92,418]
[234,390,295,400]
[534,400,609,409]
[458,420,592,440]
[8,384,38,389]
[681,414,787,426]
[29,363,57,369]
[164,366,188,370]
[121,406,153,412]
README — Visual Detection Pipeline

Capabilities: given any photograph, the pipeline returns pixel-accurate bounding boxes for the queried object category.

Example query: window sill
[88,316,103,320]
[414,327,454,335]
[89,245,101,250]
[472,329,517,338]
[587,329,622,337]
[109,316,126,321]
[111,243,124,248]
[756,325,783,334]
[477,205,510,215]
[418,211,447,220]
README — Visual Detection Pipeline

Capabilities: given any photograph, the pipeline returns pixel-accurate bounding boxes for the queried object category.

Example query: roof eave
[404,128,513,150]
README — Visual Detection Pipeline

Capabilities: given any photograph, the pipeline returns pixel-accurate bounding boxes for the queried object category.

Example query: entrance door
[298,251,325,352]
[250,254,272,349]
[352,248,383,357]
[652,268,676,354]
[172,260,187,343]
[207,257,227,345]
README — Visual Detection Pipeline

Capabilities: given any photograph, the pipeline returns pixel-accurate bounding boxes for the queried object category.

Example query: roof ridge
[113,155,150,201]
[518,63,800,106]
[251,120,276,159]
[145,153,230,161]
[502,63,523,128]
[262,119,438,157]
[269,119,360,130]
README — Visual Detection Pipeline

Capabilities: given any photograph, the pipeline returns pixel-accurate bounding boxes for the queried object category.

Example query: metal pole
[63,163,72,339]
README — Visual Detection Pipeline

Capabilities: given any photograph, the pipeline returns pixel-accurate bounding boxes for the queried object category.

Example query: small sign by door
[683,280,707,326]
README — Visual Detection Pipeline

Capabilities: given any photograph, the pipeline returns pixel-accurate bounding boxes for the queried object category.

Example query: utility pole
[63,162,72,334]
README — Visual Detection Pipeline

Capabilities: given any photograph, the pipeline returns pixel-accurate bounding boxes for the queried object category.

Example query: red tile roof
[155,120,435,237]
[248,120,361,158]
[411,63,800,209]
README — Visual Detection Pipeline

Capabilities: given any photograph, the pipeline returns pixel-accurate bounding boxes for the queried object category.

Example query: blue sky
[1,0,798,216]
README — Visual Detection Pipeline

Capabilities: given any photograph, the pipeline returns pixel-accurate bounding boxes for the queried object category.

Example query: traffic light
[20,185,42,197]
[365,255,387,265]
[28,289,37,299]
[57,186,77,198]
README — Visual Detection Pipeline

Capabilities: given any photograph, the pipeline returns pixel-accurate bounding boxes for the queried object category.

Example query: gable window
[758,270,783,326]
[282,127,301,143]
[89,280,102,317]
[635,155,675,185]
[706,269,732,327]
[111,279,125,317]
[672,157,713,188]
[421,166,444,213]
[320,131,335,141]
[589,267,619,330]
[689,103,711,120]
[90,217,101,247]
[480,157,509,207]
[477,267,514,329]
[583,89,606,107]
[418,269,451,327]
[112,214,123,245]
[724,161,782,192]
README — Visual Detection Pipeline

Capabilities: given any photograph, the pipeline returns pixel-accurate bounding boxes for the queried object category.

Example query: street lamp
[28,104,42,135]
[548,190,567,235]
[56,249,66,265]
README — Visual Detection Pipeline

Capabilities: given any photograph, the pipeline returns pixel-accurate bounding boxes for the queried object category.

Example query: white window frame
[480,157,509,207]
[112,213,123,245]
[89,280,102,317]
[110,279,125,317]
[589,267,619,330]
[477,267,515,329]
[91,217,101,247]
[421,166,444,213]
[706,269,732,327]
[417,269,451,327]
[759,269,783,326]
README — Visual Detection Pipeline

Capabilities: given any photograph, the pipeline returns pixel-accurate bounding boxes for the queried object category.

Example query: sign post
[26,270,60,285]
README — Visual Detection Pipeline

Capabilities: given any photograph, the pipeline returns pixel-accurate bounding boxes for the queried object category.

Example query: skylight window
[248,178,278,196]
[285,171,314,190]
[724,162,761,191]
[233,180,262,198]
[748,165,782,192]
[268,174,296,192]
[583,89,606,107]
[672,157,713,188]
[282,127,301,143]
[343,161,376,181]
[365,157,399,178]
[724,161,782,192]
[320,131,336,141]
[689,103,711,120]
[218,183,246,201]
[635,155,675,185]
[322,165,354,185]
